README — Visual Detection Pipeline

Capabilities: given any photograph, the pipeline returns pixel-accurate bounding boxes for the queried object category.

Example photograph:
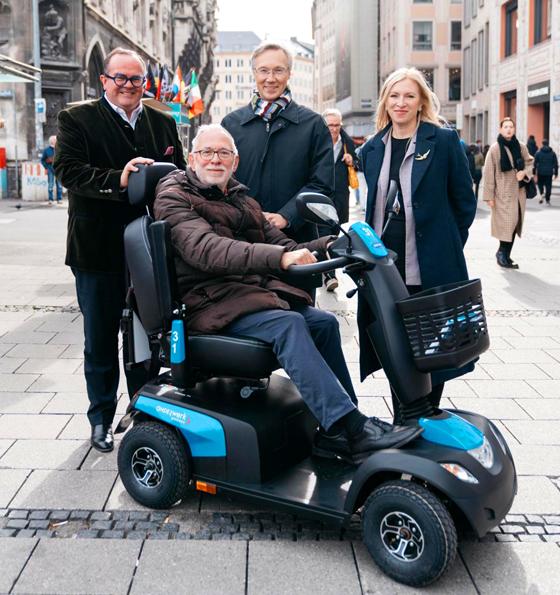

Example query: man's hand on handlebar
[280,248,317,270]
[120,157,155,189]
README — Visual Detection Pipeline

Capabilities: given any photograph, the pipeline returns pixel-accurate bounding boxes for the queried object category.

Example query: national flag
[144,62,157,98]
[156,65,170,101]
[186,70,204,118]
[171,65,186,103]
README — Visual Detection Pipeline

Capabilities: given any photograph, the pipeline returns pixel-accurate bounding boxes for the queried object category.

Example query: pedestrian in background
[54,47,185,453]
[360,66,476,423]
[483,117,533,269]
[222,41,333,301]
[320,108,358,292]
[534,139,558,205]
[473,144,484,199]
[527,134,538,157]
[41,135,63,205]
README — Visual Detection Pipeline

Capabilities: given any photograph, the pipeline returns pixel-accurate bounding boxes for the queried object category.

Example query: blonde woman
[359,67,476,423]
[483,117,534,269]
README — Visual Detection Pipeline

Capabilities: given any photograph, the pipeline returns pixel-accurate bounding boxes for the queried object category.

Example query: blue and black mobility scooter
[117,163,516,587]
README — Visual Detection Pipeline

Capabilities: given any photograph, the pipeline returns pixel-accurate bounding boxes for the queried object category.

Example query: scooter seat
[188,334,278,378]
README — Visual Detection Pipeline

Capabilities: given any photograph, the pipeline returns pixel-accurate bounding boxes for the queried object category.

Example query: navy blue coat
[358,121,477,383]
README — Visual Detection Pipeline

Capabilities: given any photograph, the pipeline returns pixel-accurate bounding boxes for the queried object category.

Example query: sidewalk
[1,192,560,594]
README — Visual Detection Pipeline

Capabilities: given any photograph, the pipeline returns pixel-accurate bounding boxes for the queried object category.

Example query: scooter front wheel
[361,480,457,587]
[118,421,191,509]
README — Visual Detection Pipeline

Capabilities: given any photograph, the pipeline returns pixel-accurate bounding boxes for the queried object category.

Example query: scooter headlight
[468,436,494,469]
[440,463,479,484]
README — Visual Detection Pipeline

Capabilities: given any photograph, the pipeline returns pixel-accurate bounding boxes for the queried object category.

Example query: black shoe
[348,419,422,463]
[496,251,515,268]
[313,429,352,462]
[91,424,114,453]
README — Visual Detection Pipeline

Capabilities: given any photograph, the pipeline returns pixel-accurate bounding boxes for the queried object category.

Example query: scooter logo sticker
[155,404,191,425]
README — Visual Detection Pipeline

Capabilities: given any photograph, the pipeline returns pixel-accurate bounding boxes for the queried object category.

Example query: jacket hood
[540,145,552,153]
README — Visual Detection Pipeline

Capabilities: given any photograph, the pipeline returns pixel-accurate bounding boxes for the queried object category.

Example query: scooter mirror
[296,192,340,227]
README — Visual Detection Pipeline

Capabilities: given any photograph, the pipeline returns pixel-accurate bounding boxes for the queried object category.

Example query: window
[237,90,244,100]
[451,21,461,50]
[471,38,477,95]
[225,90,232,100]
[449,68,461,101]
[533,0,551,45]
[473,0,478,18]
[225,74,231,83]
[501,90,517,121]
[237,74,243,83]
[463,46,470,99]
[413,0,432,2]
[503,1,518,57]
[484,22,489,85]
[215,59,219,68]
[413,21,433,51]
[477,30,484,91]
[237,58,244,67]
[225,59,232,68]
[419,68,434,90]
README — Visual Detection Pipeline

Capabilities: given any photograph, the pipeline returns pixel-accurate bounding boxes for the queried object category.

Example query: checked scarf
[251,88,292,122]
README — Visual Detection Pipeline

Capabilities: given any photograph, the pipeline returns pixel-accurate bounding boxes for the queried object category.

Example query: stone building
[0,0,217,197]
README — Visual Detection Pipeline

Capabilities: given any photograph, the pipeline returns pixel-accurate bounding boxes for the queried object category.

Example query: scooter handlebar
[286,256,352,276]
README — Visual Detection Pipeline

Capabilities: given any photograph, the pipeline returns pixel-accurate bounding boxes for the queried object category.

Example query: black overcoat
[54,98,186,273]
[222,100,334,243]
[358,122,477,385]
[333,128,358,224]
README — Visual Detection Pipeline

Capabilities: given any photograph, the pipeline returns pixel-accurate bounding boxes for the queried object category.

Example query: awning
[0,54,41,83]
[0,72,36,84]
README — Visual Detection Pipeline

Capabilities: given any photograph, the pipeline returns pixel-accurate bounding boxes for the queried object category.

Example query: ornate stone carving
[41,2,68,59]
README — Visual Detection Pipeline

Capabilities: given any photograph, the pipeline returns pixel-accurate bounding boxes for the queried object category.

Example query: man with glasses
[54,47,185,453]
[154,124,422,463]
[222,42,334,300]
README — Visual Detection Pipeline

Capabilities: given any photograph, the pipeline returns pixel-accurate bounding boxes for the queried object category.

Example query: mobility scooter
[116,163,516,587]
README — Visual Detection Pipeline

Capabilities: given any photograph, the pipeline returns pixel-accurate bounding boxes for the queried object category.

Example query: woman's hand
[487,200,495,209]
[516,170,526,182]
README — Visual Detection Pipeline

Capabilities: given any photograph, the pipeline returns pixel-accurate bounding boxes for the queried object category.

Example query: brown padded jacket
[153,168,331,334]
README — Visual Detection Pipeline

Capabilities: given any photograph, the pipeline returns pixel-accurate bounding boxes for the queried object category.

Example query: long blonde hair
[375,67,442,132]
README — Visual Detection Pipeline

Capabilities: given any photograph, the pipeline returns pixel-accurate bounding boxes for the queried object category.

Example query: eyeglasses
[254,67,289,78]
[103,72,146,88]
[327,124,342,129]
[193,149,236,161]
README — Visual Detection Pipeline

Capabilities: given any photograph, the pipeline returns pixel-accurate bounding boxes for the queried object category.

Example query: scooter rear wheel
[361,480,457,587]
[118,421,191,509]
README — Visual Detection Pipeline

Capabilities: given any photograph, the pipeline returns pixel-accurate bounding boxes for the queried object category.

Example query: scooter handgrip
[287,256,351,276]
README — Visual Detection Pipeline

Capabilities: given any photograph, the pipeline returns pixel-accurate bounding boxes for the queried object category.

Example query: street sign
[34,98,46,123]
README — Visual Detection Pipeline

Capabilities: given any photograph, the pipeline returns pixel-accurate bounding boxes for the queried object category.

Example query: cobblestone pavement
[1,187,560,593]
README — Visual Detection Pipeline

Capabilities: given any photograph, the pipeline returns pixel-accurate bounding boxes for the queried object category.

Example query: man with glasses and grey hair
[54,47,185,453]
[154,124,422,463]
[222,42,334,300]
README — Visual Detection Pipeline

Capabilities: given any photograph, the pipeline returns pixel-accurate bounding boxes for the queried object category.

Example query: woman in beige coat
[483,117,534,269]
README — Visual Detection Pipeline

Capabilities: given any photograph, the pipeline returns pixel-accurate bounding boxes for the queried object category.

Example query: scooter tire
[361,480,457,587]
[118,421,191,509]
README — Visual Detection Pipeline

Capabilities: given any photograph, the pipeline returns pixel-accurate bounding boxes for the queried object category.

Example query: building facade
[0,0,217,197]
[379,0,463,127]
[211,31,314,124]
[461,0,559,150]
[312,0,378,138]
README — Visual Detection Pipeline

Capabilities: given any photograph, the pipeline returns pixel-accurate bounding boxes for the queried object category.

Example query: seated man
[154,124,421,463]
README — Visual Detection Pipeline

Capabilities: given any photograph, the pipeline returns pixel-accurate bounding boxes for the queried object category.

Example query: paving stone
[0,373,40,392]
[0,537,37,593]
[131,541,246,594]
[13,539,141,593]
[0,392,53,414]
[114,521,136,531]
[104,478,153,511]
[112,511,129,521]
[49,510,70,521]
[34,530,55,538]
[41,392,89,414]
[15,529,36,538]
[149,511,168,522]
[518,534,543,542]
[211,533,231,540]
[451,397,529,419]
[545,525,560,534]
[508,444,560,475]
[526,379,560,398]
[0,414,70,439]
[29,374,87,393]
[128,511,151,521]
[510,476,560,514]
[125,530,147,539]
[543,515,560,524]
[0,469,30,508]
[69,510,91,521]
[0,438,13,457]
[526,514,544,524]
[4,344,67,359]
[516,398,560,420]
[501,524,525,534]
[505,421,560,445]
[0,528,16,537]
[91,520,113,530]
[8,509,29,519]
[175,532,192,540]
[0,439,90,470]
[29,510,50,520]
[505,514,526,523]
[496,534,517,542]
[526,525,545,534]
[28,520,50,530]
[101,530,125,539]
[90,511,112,521]
[461,542,560,591]
[10,470,117,510]
[467,379,541,399]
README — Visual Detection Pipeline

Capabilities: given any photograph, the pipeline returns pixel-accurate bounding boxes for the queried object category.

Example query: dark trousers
[225,306,357,430]
[73,269,148,427]
[537,175,553,202]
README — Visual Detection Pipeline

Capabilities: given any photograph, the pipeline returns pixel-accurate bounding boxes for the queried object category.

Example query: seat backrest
[124,163,180,336]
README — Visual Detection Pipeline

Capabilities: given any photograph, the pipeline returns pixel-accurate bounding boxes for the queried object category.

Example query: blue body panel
[350,221,388,259]
[170,319,186,364]
[419,412,484,450]
[135,395,226,457]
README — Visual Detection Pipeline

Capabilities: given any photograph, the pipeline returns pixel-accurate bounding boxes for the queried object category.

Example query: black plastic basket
[396,279,489,373]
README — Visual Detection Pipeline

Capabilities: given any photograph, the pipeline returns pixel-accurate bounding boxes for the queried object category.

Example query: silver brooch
[414,149,431,161]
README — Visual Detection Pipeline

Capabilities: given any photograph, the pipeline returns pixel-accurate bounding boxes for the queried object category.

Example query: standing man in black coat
[321,108,358,291]
[534,139,558,205]
[221,42,334,247]
[54,47,186,453]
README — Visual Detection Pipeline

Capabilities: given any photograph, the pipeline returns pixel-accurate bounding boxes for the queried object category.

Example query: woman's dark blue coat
[358,121,477,384]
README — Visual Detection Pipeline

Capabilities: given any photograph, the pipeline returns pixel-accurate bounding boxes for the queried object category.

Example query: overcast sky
[216,0,314,43]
